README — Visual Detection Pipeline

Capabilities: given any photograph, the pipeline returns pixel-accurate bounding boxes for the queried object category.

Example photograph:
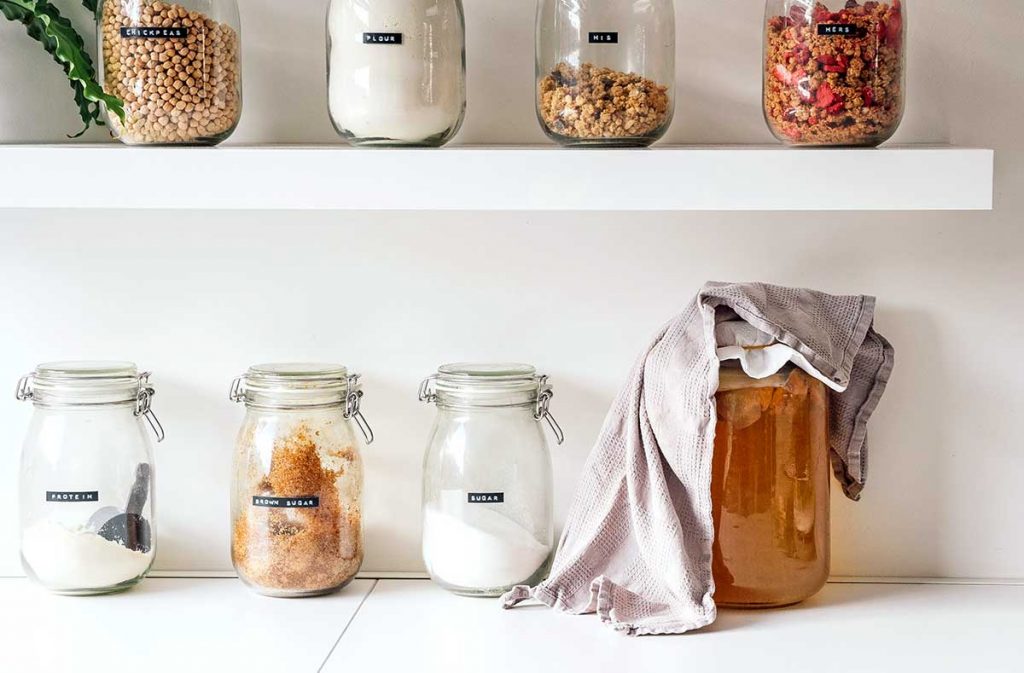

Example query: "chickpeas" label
[120,26,189,39]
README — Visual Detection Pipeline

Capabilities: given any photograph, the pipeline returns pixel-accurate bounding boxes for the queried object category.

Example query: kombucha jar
[711,363,830,607]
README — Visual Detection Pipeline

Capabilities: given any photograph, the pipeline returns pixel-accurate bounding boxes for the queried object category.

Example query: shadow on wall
[830,306,949,579]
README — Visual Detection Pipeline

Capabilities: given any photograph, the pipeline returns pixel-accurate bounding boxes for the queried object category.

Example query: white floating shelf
[0,144,993,211]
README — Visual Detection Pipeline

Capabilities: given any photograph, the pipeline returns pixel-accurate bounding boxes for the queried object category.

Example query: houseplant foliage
[0,0,124,136]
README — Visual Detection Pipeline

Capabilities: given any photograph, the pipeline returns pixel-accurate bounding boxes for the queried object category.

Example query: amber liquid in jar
[712,364,829,608]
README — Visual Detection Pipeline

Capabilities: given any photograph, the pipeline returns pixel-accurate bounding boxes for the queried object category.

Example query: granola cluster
[538,62,670,144]
[764,1,904,146]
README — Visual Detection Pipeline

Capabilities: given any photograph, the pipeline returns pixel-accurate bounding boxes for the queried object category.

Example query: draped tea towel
[501,282,894,635]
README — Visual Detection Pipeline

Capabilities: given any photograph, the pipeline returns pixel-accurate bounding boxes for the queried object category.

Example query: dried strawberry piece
[813,5,832,23]
[772,64,795,86]
[817,54,837,65]
[789,44,811,65]
[885,11,903,49]
[784,127,803,141]
[808,116,818,126]
[794,69,813,102]
[815,81,840,109]
[862,86,875,106]
[789,4,810,26]
[825,53,849,72]
[827,100,846,114]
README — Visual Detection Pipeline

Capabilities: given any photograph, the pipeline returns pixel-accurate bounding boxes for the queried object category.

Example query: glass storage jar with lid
[712,362,830,607]
[536,0,675,147]
[98,0,242,145]
[327,0,466,147]
[16,361,164,595]
[229,363,372,597]
[763,0,906,146]
[418,363,563,596]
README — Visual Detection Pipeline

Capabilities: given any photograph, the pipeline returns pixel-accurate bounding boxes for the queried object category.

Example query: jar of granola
[764,0,906,146]
[536,0,675,147]
[97,0,242,145]
[229,364,373,597]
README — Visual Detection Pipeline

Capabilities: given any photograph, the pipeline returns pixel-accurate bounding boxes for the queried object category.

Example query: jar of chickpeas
[97,0,242,145]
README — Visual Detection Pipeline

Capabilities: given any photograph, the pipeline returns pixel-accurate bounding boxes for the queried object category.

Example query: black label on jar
[588,32,619,44]
[120,26,189,39]
[46,491,98,502]
[363,32,403,45]
[467,492,504,504]
[817,23,866,37]
[252,496,320,508]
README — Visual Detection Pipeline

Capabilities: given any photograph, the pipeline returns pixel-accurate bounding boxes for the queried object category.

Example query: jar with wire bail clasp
[418,363,563,596]
[229,363,373,597]
[16,362,164,595]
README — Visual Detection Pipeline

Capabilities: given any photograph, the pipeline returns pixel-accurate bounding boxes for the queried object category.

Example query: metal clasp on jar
[345,374,374,445]
[534,375,565,445]
[15,374,32,402]
[417,375,437,404]
[135,372,165,443]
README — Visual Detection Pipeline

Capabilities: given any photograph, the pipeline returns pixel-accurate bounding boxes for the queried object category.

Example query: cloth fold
[501,282,894,635]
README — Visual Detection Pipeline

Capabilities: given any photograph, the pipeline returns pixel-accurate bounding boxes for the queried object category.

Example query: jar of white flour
[16,362,163,595]
[327,0,466,146]
[418,364,563,596]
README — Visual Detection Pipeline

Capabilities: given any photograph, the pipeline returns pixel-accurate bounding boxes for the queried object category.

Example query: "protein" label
[46,491,99,502]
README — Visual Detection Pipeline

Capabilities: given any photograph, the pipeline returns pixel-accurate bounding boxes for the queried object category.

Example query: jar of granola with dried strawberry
[536,0,675,147]
[764,0,906,146]
[229,364,373,597]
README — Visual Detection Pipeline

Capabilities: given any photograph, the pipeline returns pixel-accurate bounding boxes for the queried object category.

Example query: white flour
[327,0,464,142]
[422,506,550,590]
[22,521,153,591]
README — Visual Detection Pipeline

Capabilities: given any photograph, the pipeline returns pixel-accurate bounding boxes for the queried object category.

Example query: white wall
[1,1,1022,580]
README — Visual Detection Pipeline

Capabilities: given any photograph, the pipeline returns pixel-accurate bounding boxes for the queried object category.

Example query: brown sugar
[232,424,362,595]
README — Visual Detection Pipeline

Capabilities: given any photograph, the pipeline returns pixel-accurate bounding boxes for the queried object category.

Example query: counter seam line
[317,578,378,673]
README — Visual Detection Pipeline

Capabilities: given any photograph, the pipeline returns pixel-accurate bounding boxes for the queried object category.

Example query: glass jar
[763,0,906,146]
[16,362,164,595]
[98,0,242,145]
[418,364,563,596]
[711,363,830,608]
[229,363,372,597]
[327,0,466,147]
[536,0,675,147]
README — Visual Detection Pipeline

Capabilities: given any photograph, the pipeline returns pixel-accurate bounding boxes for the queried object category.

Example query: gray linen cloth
[501,282,894,635]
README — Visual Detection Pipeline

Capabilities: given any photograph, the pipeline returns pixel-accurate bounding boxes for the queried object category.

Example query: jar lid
[230,363,374,442]
[419,363,564,444]
[15,361,164,441]
[18,360,143,405]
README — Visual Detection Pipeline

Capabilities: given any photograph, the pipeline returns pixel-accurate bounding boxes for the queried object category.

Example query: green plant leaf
[1,0,124,137]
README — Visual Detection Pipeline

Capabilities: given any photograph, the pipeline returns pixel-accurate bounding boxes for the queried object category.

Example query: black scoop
[98,463,152,553]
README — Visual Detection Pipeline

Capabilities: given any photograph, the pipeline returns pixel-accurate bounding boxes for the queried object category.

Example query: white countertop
[2,578,1020,672]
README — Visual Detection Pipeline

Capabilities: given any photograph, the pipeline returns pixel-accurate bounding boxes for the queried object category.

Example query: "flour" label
[46,491,99,502]
[252,496,320,508]
[467,492,504,504]
[363,32,403,45]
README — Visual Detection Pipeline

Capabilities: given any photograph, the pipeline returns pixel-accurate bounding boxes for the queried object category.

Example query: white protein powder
[422,506,550,590]
[22,521,153,591]
[327,0,464,142]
